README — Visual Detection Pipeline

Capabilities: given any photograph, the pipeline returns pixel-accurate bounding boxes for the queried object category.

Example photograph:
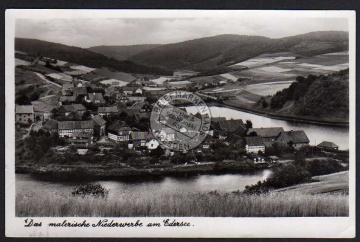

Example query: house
[59,95,77,104]
[58,104,86,117]
[70,131,94,146]
[85,93,106,104]
[98,106,118,117]
[127,96,147,102]
[213,119,247,137]
[146,139,160,150]
[107,120,132,142]
[113,93,129,103]
[31,101,58,121]
[123,86,143,95]
[15,105,34,124]
[128,131,152,148]
[245,136,265,154]
[57,120,94,138]
[268,156,279,163]
[275,130,310,148]
[317,141,339,150]
[73,87,88,97]
[104,86,120,99]
[91,115,106,137]
[42,119,58,133]
[247,127,284,147]
[61,82,75,96]
[127,102,152,113]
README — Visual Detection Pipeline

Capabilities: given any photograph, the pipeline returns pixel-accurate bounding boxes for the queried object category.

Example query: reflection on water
[16,170,271,199]
[187,106,349,150]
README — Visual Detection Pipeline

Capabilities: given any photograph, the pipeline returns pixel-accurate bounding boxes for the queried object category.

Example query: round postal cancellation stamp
[150,91,211,151]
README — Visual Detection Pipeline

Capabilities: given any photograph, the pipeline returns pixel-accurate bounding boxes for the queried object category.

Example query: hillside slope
[129,31,348,71]
[270,69,349,121]
[15,38,171,75]
[88,44,160,61]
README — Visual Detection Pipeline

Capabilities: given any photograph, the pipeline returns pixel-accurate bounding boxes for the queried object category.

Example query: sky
[15,17,348,48]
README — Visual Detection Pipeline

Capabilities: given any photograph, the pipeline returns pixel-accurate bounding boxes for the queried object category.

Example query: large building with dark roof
[213,118,247,137]
[245,136,265,154]
[57,120,94,138]
[275,130,310,148]
[247,127,284,147]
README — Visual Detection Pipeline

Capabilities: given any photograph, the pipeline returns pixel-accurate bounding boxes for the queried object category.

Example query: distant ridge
[88,44,161,61]
[15,38,172,75]
[126,31,348,71]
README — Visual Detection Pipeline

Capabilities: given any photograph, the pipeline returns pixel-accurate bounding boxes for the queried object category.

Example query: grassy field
[276,171,349,195]
[16,190,348,217]
[93,68,136,82]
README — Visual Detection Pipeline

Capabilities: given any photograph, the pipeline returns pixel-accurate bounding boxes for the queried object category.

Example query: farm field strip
[15,58,31,66]
[100,79,128,86]
[150,76,175,85]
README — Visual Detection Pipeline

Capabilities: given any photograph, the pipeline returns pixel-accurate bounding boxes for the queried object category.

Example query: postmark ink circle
[150,91,211,151]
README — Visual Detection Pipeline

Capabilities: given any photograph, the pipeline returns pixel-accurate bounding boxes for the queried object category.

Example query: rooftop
[277,130,310,144]
[91,115,106,126]
[43,119,58,130]
[317,141,339,148]
[98,106,118,113]
[15,105,34,114]
[108,120,132,133]
[245,136,265,146]
[247,127,284,138]
[58,120,94,130]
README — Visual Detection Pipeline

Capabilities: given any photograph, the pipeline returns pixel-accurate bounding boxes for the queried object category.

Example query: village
[14,53,343,173]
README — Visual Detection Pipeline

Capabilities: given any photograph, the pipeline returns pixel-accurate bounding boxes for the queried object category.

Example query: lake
[16,170,271,199]
[187,106,349,150]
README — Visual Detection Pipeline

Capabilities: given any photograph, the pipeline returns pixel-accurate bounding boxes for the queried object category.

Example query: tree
[245,120,253,129]
[149,146,164,158]
[248,131,257,137]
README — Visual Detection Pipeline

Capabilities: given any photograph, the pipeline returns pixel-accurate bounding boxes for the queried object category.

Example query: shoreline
[206,102,349,127]
[15,161,271,182]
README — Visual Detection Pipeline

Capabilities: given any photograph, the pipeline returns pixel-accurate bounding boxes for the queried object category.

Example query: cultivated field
[246,81,293,96]
[227,51,349,83]
[16,190,348,217]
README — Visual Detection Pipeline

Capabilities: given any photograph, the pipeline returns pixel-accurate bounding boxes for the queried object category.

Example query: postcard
[5,9,356,238]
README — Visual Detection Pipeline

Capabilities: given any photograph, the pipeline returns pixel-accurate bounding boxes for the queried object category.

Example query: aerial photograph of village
[13,15,350,218]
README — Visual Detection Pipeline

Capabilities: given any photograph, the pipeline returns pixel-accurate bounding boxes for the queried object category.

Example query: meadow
[100,79,128,87]
[16,190,348,217]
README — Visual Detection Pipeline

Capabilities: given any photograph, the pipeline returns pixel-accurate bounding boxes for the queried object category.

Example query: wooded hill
[88,44,160,61]
[15,38,172,75]
[270,69,349,120]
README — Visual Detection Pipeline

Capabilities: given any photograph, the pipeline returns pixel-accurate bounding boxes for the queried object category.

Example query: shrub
[71,184,109,198]
[244,163,311,194]
[306,159,345,176]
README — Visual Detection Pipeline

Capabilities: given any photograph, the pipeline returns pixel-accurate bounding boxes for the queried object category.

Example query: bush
[71,184,109,198]
[244,163,311,194]
[306,159,345,176]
